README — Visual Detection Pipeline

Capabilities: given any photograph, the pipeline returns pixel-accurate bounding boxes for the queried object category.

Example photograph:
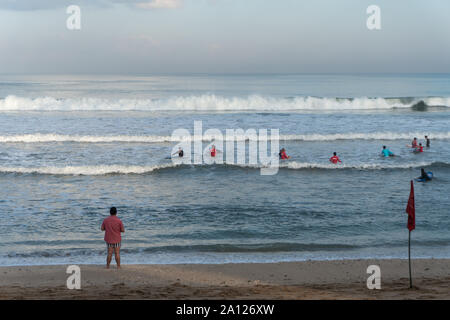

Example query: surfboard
[415,172,433,182]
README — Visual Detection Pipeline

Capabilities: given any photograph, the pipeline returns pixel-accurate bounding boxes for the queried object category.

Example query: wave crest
[0,161,444,175]
[1,95,449,111]
[0,132,449,143]
[283,161,436,170]
[0,164,177,175]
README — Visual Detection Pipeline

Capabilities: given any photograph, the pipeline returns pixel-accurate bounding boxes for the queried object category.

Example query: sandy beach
[0,259,448,299]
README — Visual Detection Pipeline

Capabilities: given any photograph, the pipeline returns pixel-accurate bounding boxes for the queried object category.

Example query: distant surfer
[279,148,290,160]
[381,146,395,157]
[425,135,430,148]
[210,145,217,157]
[329,152,342,164]
[409,137,418,148]
[414,143,424,153]
[172,147,184,158]
[418,168,432,181]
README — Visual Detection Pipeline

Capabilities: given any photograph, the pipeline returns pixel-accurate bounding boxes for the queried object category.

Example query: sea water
[0,73,449,266]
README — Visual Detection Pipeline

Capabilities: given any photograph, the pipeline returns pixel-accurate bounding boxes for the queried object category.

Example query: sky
[0,0,449,74]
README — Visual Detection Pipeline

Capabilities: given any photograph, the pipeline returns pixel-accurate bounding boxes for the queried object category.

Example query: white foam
[0,95,448,111]
[0,134,173,143]
[0,164,178,175]
[0,132,448,143]
[283,161,435,170]
[281,132,450,141]
[0,161,438,175]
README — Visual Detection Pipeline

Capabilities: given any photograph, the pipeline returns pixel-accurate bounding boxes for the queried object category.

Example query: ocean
[0,73,449,266]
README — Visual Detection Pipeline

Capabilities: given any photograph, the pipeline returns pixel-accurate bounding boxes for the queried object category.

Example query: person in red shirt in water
[101,207,125,269]
[210,145,217,157]
[414,143,424,153]
[279,148,290,160]
[329,152,342,164]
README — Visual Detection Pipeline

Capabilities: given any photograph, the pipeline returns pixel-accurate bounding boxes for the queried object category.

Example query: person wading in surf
[279,148,290,160]
[329,152,342,164]
[414,143,424,153]
[381,146,395,157]
[173,147,184,158]
[210,145,217,157]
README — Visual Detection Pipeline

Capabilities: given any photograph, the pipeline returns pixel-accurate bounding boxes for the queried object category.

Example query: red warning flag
[406,180,415,231]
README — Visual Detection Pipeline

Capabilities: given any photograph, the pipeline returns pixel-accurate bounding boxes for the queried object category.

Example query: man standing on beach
[101,207,125,269]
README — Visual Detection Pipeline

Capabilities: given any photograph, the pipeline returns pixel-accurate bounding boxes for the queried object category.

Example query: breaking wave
[0,95,449,111]
[0,164,178,175]
[1,132,449,143]
[283,161,438,170]
[0,161,445,175]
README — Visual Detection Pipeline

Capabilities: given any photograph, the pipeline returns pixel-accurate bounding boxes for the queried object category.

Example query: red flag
[406,180,415,231]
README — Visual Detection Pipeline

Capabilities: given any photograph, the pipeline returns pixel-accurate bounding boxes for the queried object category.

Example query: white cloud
[135,0,182,9]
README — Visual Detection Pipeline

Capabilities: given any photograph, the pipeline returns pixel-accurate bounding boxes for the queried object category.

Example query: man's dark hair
[110,207,117,215]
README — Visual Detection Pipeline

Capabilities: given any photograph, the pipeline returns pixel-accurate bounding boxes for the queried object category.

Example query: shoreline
[1,258,449,299]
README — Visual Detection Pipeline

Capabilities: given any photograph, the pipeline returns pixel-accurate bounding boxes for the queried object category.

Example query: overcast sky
[1,0,449,74]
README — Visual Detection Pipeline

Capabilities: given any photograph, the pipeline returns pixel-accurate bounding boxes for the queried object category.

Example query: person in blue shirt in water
[381,146,395,157]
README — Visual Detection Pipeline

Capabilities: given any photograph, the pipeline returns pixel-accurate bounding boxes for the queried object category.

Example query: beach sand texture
[1,259,449,299]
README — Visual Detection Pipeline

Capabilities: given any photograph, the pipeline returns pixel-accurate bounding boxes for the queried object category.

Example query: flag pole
[408,230,412,288]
